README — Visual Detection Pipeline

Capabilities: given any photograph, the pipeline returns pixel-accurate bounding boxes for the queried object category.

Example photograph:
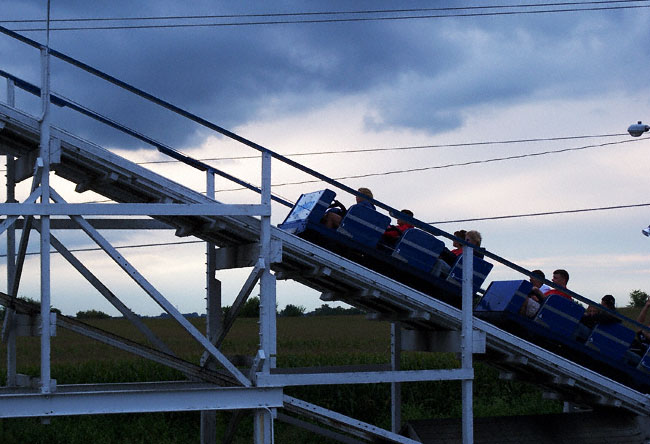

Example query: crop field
[0,313,578,443]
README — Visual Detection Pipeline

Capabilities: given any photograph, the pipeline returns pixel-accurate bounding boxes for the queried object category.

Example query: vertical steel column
[254,151,275,444]
[461,247,474,444]
[391,322,402,433]
[5,78,17,387]
[201,170,221,444]
[39,45,53,395]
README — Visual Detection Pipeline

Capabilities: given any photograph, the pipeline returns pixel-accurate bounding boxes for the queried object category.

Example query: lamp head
[628,121,650,137]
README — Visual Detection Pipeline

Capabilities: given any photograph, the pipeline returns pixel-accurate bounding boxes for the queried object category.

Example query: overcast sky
[2,1,650,316]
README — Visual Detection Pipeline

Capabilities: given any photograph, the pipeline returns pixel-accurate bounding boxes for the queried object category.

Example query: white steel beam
[258,368,473,386]
[0,385,283,418]
[0,203,270,216]
[461,247,474,444]
[255,150,275,444]
[283,396,420,444]
[4,79,16,388]
[391,322,402,434]
[2,218,172,230]
[38,45,53,395]
[201,169,220,444]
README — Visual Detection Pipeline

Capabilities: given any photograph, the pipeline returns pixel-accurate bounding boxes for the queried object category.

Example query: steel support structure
[0,79,280,442]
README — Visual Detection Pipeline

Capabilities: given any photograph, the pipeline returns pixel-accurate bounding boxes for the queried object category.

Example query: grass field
[4,309,632,443]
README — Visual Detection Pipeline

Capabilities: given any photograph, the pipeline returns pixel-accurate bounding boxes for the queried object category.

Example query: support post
[254,151,275,444]
[391,322,402,433]
[461,247,474,444]
[5,77,17,387]
[201,170,221,444]
[39,45,52,395]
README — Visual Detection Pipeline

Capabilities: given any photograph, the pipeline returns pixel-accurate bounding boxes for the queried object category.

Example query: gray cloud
[2,1,650,149]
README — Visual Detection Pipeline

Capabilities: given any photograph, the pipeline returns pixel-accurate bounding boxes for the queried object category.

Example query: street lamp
[628,121,650,137]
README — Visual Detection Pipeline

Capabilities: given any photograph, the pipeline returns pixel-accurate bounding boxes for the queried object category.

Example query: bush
[280,304,306,317]
[308,304,364,316]
[76,309,111,319]
[239,297,260,318]
[628,289,649,308]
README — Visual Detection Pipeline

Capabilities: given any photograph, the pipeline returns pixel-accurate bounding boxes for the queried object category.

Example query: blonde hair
[357,187,373,199]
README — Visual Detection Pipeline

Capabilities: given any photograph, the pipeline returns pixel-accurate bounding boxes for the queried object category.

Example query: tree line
[3,289,647,320]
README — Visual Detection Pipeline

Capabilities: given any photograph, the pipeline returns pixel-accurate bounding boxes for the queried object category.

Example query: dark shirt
[356,200,375,210]
[580,310,621,329]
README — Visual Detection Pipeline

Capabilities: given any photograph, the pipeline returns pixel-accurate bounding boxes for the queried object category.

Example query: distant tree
[76,309,110,319]
[628,290,649,308]
[309,304,363,316]
[239,297,260,318]
[13,297,61,314]
[280,304,306,317]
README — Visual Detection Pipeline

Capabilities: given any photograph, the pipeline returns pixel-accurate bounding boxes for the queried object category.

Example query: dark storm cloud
[2,1,650,149]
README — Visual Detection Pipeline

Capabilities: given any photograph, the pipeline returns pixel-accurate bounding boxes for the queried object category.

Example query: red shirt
[383,222,414,240]
[544,288,572,301]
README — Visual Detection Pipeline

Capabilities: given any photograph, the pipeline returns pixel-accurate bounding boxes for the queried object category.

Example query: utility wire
[213,136,647,191]
[2,1,648,23]
[430,202,650,224]
[7,2,650,31]
[0,133,632,171]
[134,133,629,165]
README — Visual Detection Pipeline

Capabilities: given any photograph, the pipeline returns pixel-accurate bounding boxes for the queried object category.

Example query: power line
[6,2,650,32]
[430,202,650,224]
[2,1,647,23]
[2,135,644,190]
[0,133,631,171]
[214,136,647,191]
[134,133,629,165]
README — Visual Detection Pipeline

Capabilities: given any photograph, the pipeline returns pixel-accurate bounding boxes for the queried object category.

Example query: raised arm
[637,299,650,325]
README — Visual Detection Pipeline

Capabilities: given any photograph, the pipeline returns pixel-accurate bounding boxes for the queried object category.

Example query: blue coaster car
[475,279,532,314]
[279,189,492,307]
[475,279,650,391]
[337,203,391,248]
[533,294,585,339]
[585,322,635,362]
[446,255,494,295]
[279,189,337,234]
[391,228,445,274]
